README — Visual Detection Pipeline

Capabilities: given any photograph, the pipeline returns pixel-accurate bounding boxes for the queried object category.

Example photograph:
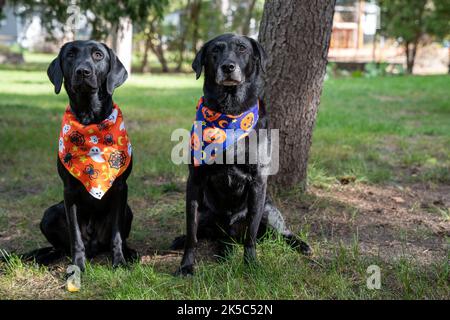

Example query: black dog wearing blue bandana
[173,34,311,276]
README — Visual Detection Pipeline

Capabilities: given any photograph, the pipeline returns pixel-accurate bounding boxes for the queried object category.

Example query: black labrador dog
[30,40,135,271]
[173,34,311,276]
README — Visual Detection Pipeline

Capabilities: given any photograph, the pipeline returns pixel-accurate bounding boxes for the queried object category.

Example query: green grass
[1,238,448,299]
[0,54,449,299]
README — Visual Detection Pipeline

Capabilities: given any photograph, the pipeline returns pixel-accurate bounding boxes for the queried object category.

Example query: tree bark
[258,0,336,190]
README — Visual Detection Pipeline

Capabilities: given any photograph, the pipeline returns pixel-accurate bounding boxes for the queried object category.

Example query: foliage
[7,0,168,39]
[379,0,427,43]
[426,0,450,41]
[133,0,265,72]
[378,0,450,72]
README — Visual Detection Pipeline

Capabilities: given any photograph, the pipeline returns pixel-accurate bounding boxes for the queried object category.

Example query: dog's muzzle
[72,65,98,91]
[216,63,243,86]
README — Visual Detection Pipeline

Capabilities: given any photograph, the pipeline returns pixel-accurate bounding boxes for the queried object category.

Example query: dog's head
[192,33,266,86]
[47,40,127,96]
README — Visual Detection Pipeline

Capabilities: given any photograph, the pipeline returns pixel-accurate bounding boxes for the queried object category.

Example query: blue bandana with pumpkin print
[191,96,259,166]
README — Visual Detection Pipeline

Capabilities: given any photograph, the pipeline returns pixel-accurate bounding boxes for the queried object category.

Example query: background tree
[136,15,170,73]
[8,0,167,38]
[426,0,450,73]
[7,0,167,73]
[259,0,336,190]
[230,0,263,35]
[379,0,450,74]
[0,0,5,18]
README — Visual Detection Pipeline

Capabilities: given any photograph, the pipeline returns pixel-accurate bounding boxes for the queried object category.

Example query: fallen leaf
[392,196,405,203]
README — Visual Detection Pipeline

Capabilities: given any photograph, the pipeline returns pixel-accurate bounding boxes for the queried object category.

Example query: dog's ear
[103,44,128,95]
[245,37,267,74]
[47,47,64,94]
[192,41,210,80]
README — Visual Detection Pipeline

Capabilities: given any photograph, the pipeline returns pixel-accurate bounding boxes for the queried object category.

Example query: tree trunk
[448,47,450,74]
[112,17,133,76]
[405,41,418,74]
[258,0,336,190]
[149,40,169,73]
[140,34,152,73]
[0,0,5,17]
[148,19,169,73]
[176,1,191,72]
[191,0,202,55]
[242,0,257,36]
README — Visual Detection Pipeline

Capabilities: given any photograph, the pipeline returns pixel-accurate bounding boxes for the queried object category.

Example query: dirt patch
[281,182,449,264]
[1,175,448,272]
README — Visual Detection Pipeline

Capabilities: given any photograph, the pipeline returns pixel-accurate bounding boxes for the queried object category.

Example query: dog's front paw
[170,235,186,250]
[286,235,313,256]
[297,241,313,256]
[112,252,126,268]
[124,247,139,263]
[73,254,86,272]
[174,264,194,277]
[243,246,257,265]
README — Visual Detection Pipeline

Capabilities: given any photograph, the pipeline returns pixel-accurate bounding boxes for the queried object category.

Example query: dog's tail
[170,235,186,250]
[0,247,64,265]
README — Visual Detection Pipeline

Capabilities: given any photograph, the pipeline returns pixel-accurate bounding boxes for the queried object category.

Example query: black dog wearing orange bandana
[32,41,136,271]
[173,34,311,276]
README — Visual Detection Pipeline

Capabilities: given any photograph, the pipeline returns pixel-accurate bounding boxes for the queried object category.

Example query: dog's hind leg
[22,247,65,265]
[123,205,138,262]
[38,201,71,264]
[170,208,217,250]
[9,202,70,265]
[263,198,312,256]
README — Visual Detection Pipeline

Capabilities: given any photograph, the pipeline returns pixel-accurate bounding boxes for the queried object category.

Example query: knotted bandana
[58,104,132,199]
[191,97,259,166]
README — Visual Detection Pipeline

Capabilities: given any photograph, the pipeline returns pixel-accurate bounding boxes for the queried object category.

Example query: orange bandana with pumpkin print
[58,104,132,199]
[191,96,259,166]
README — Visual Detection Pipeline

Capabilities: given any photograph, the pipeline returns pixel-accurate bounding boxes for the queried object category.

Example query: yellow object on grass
[66,265,81,292]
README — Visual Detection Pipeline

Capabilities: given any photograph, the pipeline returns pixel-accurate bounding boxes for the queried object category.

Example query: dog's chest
[206,166,252,196]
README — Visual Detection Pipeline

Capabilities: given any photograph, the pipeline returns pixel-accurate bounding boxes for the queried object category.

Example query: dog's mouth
[217,75,244,86]
[221,79,242,86]
[216,66,244,87]
[71,77,98,92]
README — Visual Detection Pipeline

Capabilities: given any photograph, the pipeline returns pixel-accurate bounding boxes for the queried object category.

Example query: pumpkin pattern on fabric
[201,106,221,121]
[203,127,227,144]
[191,96,259,166]
[218,119,229,128]
[240,112,255,130]
[58,104,132,199]
[191,132,201,151]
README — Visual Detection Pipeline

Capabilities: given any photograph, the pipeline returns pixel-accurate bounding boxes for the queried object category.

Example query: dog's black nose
[221,63,236,74]
[75,67,92,77]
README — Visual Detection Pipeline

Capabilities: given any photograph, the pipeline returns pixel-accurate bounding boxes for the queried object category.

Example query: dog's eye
[238,44,247,52]
[67,51,75,58]
[212,47,220,53]
[93,51,104,60]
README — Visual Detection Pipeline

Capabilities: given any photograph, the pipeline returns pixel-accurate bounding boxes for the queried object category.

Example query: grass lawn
[0,58,449,299]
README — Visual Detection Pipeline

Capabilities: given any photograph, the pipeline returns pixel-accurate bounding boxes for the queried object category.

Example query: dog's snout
[221,63,236,74]
[75,66,92,77]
